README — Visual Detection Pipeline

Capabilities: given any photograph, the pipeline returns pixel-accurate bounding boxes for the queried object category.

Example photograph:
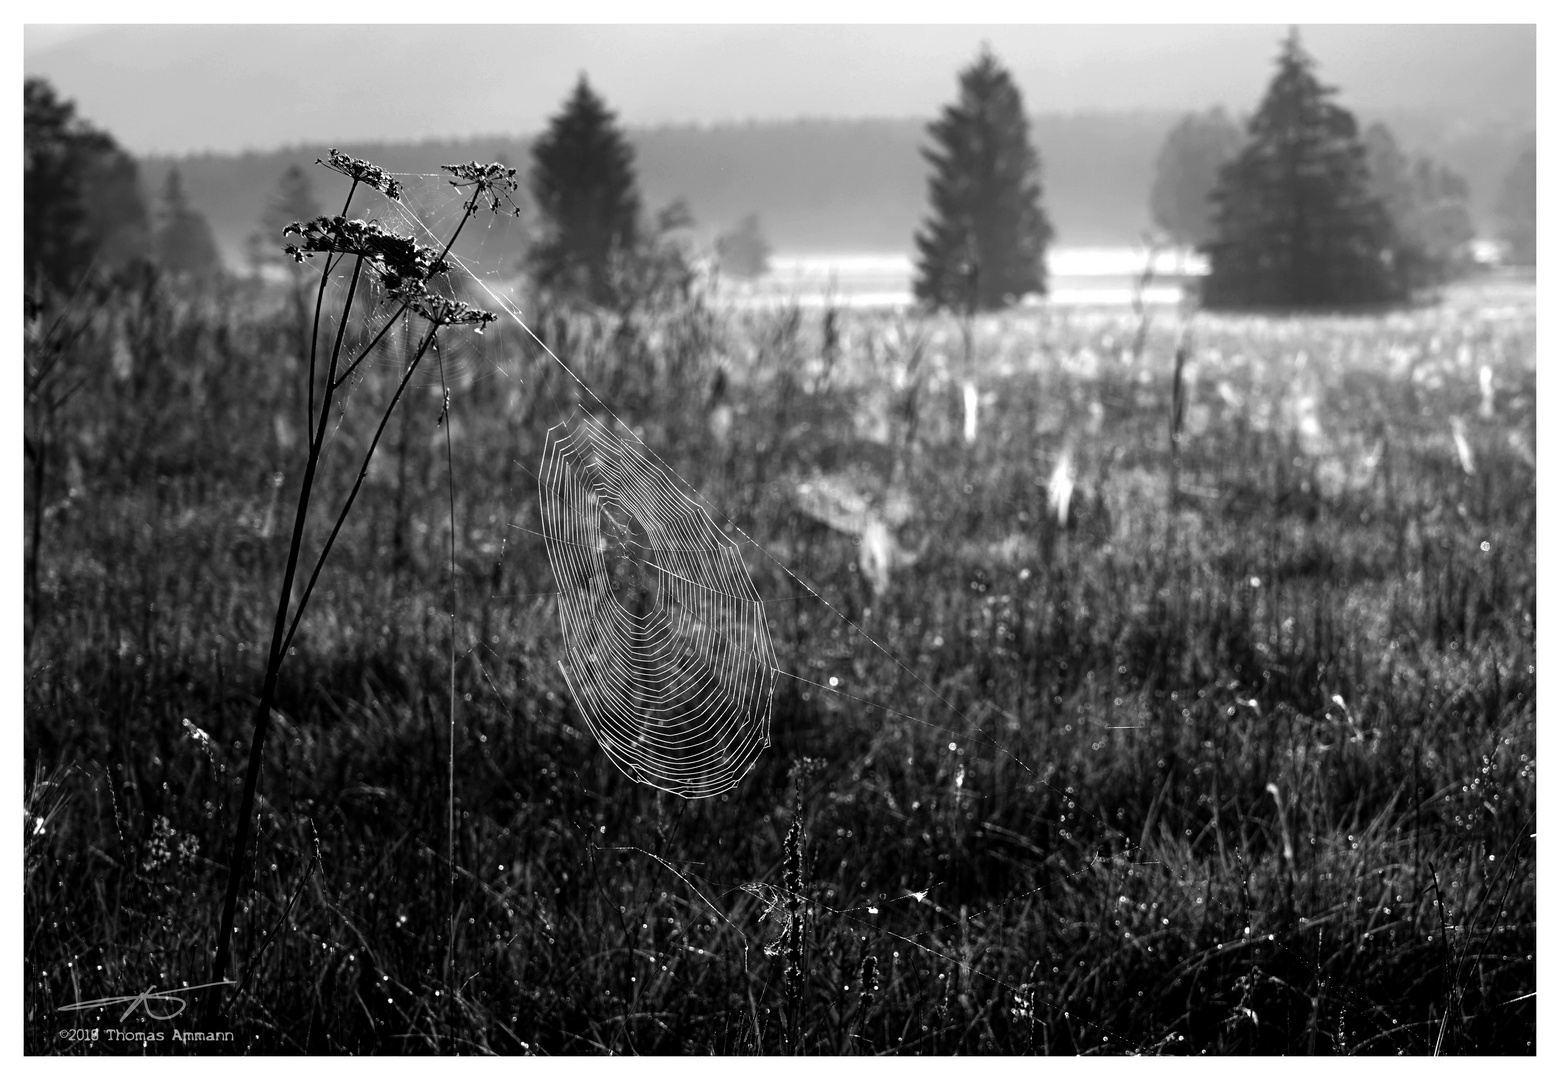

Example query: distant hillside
[139,112,1532,270]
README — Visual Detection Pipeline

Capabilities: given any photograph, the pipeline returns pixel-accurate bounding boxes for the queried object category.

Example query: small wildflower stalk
[854,953,878,1050]
[207,154,516,1019]
[782,784,808,1052]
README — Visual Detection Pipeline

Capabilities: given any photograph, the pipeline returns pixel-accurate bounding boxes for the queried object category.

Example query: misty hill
[141,112,1533,270]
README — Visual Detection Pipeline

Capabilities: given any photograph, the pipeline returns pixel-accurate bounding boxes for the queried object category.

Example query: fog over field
[24,23,1536,274]
[22,23,1536,154]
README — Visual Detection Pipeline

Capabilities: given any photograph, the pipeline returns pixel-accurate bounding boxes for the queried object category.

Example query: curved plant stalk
[206,155,515,1023]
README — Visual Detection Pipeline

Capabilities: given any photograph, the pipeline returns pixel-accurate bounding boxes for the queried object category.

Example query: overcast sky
[22,18,1538,157]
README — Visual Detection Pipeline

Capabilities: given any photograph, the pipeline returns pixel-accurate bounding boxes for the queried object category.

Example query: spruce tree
[1362,123,1475,287]
[262,165,323,245]
[1202,30,1403,309]
[527,76,644,307]
[1497,144,1536,267]
[913,47,1052,312]
[154,168,224,277]
[1149,108,1245,248]
[248,164,323,277]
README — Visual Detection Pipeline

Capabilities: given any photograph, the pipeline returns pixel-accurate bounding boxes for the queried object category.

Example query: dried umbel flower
[212,147,513,1013]
[441,160,521,215]
[405,293,498,332]
[283,216,449,296]
[318,148,403,200]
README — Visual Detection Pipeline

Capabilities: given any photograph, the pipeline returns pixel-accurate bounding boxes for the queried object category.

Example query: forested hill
[142,111,1531,267]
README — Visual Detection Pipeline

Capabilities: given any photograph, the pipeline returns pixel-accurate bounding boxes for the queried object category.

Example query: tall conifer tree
[913,47,1052,311]
[154,167,223,277]
[527,76,644,307]
[1497,144,1536,267]
[248,164,323,277]
[1149,108,1245,248]
[1203,30,1403,309]
[1362,123,1475,288]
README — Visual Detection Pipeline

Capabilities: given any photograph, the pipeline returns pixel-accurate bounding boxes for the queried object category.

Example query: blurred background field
[24,262,1536,1053]
[718,247,1206,308]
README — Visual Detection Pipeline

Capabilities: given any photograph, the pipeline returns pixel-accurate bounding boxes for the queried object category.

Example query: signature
[56,980,234,1022]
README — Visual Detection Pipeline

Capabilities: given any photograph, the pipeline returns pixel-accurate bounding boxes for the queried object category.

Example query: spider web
[376,168,1018,798]
[538,410,775,798]
[378,168,1059,798]
[372,168,788,797]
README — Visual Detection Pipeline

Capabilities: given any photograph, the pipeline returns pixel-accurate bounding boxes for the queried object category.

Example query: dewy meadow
[23,24,1536,1056]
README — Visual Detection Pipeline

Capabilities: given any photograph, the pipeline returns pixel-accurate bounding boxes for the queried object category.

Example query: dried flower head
[318,149,403,200]
[404,293,498,332]
[440,160,521,216]
[283,216,448,296]
[857,953,878,1027]
[782,813,803,900]
[781,809,806,1008]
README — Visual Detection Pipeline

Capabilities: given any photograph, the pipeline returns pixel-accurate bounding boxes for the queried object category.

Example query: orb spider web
[538,411,775,798]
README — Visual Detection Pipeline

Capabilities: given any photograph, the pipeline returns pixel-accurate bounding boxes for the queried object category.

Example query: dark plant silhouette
[208,151,511,1018]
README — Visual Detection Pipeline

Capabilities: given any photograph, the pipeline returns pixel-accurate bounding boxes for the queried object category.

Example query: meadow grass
[23,268,1535,1054]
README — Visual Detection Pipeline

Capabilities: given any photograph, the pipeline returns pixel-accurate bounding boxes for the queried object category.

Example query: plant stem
[301,176,358,437]
[329,299,411,389]
[207,185,484,1021]
[279,327,437,659]
[436,345,459,981]
[208,255,365,1017]
[304,256,332,442]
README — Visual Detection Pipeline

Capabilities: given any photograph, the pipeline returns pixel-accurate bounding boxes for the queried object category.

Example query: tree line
[917,29,1534,311]
[25,78,224,289]
[26,28,1537,312]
